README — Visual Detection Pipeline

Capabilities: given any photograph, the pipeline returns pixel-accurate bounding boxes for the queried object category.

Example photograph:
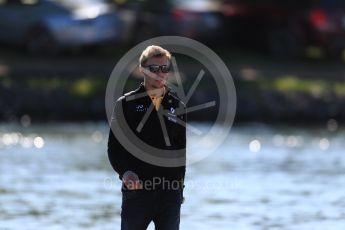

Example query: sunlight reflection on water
[1,122,345,230]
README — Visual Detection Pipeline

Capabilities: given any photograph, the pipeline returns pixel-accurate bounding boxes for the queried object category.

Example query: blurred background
[1,0,345,229]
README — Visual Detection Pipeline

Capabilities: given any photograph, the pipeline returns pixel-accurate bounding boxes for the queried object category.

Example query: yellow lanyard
[149,87,165,111]
[150,96,163,111]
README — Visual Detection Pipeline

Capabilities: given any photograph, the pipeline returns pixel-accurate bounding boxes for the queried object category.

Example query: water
[1,122,345,230]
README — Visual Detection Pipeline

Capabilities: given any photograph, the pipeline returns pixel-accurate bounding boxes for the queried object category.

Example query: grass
[0,75,107,99]
[257,75,345,97]
[2,73,345,99]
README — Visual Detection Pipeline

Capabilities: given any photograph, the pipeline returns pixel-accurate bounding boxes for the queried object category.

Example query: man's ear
[141,67,152,76]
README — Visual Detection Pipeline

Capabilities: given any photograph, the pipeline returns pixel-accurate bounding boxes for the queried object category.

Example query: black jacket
[107,83,186,189]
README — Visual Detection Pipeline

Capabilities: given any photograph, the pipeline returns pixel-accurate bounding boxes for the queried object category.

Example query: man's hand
[122,170,143,190]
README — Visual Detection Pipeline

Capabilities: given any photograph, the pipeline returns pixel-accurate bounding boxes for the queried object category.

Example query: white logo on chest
[135,104,146,112]
[167,107,177,123]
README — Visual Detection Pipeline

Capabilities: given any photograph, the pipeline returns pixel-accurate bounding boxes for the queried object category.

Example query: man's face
[142,56,169,89]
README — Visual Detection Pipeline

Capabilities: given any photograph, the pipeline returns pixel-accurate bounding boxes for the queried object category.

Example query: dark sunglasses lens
[149,65,160,73]
[161,65,170,73]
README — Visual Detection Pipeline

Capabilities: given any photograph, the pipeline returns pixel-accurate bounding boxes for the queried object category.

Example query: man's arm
[107,129,128,180]
[107,98,142,189]
[107,98,129,180]
[181,101,187,182]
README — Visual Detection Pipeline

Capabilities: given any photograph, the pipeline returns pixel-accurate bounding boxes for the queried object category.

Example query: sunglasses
[143,65,170,73]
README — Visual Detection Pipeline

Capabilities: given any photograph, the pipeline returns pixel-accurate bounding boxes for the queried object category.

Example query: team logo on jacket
[135,104,146,112]
[167,107,177,123]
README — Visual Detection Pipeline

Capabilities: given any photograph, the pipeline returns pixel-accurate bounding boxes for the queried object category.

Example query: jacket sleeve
[107,98,129,180]
[176,101,187,184]
[179,101,187,194]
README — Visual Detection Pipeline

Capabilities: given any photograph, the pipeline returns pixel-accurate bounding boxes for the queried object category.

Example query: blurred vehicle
[116,0,223,43]
[219,0,345,58]
[0,0,122,55]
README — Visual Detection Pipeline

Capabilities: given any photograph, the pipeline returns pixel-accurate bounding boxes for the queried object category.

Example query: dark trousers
[121,189,183,230]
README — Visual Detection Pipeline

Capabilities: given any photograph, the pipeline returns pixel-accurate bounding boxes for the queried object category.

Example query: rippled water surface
[1,122,345,230]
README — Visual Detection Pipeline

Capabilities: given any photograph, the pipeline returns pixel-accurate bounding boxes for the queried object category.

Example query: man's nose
[157,71,166,78]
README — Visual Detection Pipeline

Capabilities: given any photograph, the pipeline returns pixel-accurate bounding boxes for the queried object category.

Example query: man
[108,45,186,230]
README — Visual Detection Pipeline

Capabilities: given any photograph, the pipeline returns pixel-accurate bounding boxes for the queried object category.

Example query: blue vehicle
[0,0,122,54]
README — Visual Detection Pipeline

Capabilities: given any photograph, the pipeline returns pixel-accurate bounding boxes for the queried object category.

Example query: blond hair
[139,45,171,66]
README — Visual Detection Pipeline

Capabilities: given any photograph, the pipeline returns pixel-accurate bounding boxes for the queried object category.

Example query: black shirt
[107,82,186,190]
